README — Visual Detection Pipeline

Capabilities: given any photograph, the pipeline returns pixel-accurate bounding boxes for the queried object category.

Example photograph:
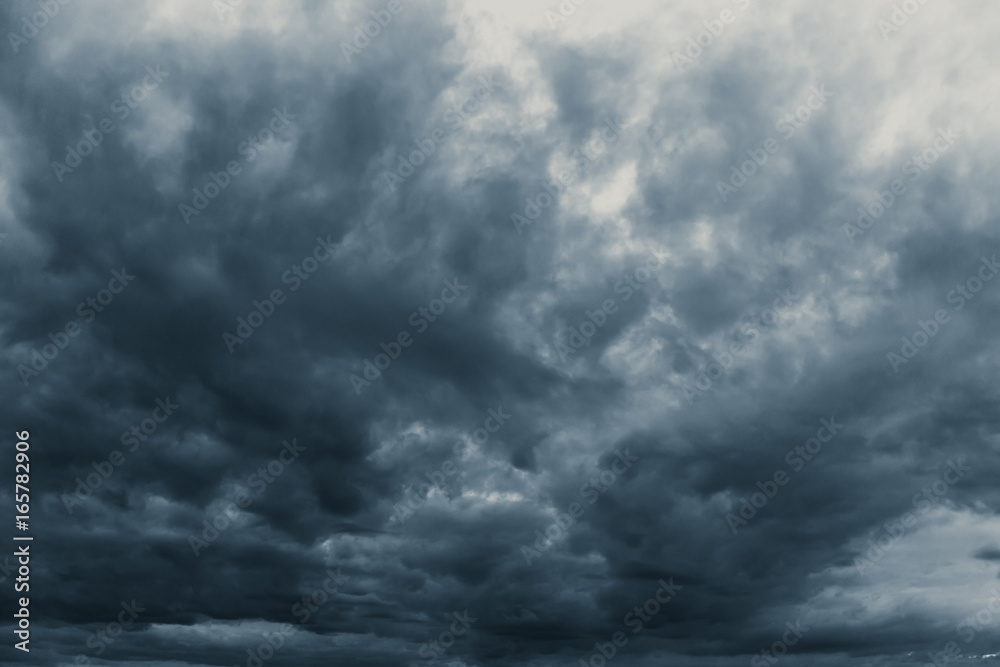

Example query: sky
[2,0,1000,665]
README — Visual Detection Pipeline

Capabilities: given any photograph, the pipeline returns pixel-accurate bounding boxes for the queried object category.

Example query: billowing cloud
[2,0,1000,665]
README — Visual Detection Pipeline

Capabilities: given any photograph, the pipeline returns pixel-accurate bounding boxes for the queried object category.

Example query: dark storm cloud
[1,0,1000,665]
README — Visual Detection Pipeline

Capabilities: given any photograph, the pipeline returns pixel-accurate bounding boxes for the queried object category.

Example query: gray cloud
[2,0,1000,665]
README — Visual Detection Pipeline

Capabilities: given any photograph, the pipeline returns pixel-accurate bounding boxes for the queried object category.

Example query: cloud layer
[2,0,1000,665]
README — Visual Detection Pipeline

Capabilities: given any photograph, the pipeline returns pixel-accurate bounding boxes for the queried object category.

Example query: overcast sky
[2,0,1000,665]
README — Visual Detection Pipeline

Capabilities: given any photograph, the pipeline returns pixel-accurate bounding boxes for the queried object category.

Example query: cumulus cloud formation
[2,0,1000,665]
